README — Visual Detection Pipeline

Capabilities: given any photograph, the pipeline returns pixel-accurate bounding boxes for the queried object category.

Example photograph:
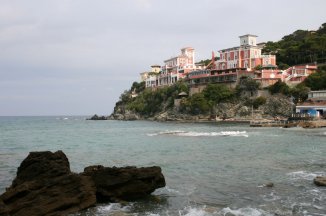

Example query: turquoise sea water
[0,116,325,216]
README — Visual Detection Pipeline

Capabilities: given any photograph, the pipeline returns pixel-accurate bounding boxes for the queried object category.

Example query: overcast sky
[0,0,325,116]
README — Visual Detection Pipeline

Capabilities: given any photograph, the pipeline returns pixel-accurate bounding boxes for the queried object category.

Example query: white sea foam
[220,207,273,216]
[287,171,325,181]
[262,192,281,202]
[148,131,248,137]
[154,186,182,195]
[97,203,132,214]
[178,206,218,216]
[147,130,186,136]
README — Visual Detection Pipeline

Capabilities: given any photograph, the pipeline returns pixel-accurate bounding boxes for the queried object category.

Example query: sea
[0,116,325,216]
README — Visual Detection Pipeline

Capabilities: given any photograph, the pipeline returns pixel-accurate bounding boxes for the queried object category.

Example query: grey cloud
[0,0,325,115]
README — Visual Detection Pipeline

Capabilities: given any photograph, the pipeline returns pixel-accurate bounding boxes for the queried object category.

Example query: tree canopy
[303,66,326,90]
[262,23,326,68]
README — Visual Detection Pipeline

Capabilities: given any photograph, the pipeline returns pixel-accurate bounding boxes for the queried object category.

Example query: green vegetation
[236,77,261,95]
[268,80,310,104]
[179,84,235,115]
[131,81,145,93]
[185,93,210,115]
[115,81,189,116]
[115,74,284,118]
[262,23,326,68]
[303,66,326,90]
[245,96,267,109]
[268,80,290,95]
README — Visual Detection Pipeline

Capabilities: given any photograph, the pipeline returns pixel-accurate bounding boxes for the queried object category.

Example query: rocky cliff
[109,94,293,122]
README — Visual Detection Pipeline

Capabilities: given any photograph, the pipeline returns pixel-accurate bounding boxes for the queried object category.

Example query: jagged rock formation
[87,114,108,120]
[261,95,292,118]
[82,165,166,202]
[0,151,96,216]
[0,151,165,216]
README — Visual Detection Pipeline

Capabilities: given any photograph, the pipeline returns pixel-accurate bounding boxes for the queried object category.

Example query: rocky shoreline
[88,112,326,129]
[0,151,165,216]
[106,94,295,122]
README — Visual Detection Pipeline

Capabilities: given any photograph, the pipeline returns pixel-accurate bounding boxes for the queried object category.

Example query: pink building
[254,64,317,87]
[216,34,276,70]
[144,47,202,88]
[282,64,317,85]
[142,35,317,89]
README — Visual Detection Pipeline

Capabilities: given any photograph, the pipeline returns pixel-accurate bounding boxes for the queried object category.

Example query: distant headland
[105,23,326,125]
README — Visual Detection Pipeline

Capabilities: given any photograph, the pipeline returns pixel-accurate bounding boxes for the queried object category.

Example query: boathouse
[296,90,326,118]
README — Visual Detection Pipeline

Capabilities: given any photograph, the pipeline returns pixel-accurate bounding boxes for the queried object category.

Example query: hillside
[262,23,326,68]
[109,78,296,121]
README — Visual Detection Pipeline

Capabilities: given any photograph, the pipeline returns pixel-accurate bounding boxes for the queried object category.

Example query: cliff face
[110,93,293,122]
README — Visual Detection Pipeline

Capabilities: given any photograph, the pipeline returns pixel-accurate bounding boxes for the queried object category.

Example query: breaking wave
[147,131,248,137]
[287,170,325,181]
[219,207,272,216]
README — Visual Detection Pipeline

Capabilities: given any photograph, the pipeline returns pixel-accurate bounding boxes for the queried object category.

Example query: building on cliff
[141,35,317,90]
[216,34,276,70]
[140,65,161,88]
[186,34,317,93]
[141,47,203,88]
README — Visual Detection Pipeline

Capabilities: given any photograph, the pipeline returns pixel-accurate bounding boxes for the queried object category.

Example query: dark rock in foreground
[83,165,166,202]
[0,151,96,216]
[0,151,165,216]
[314,176,326,186]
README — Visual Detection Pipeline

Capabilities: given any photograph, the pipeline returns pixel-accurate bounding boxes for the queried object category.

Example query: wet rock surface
[0,151,165,216]
[83,165,166,202]
[314,176,326,186]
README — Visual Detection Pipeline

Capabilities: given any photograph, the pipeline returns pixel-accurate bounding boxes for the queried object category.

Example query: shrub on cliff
[303,67,326,90]
[268,80,290,95]
[123,81,189,117]
[187,93,210,115]
[245,96,267,109]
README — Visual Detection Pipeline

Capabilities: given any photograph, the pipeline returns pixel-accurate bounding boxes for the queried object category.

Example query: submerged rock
[0,151,165,216]
[314,176,326,186]
[83,165,166,202]
[264,182,274,188]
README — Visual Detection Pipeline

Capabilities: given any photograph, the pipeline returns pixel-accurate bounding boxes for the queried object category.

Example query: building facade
[296,90,326,118]
[186,35,317,89]
[141,35,317,90]
[216,35,276,70]
[142,47,202,88]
